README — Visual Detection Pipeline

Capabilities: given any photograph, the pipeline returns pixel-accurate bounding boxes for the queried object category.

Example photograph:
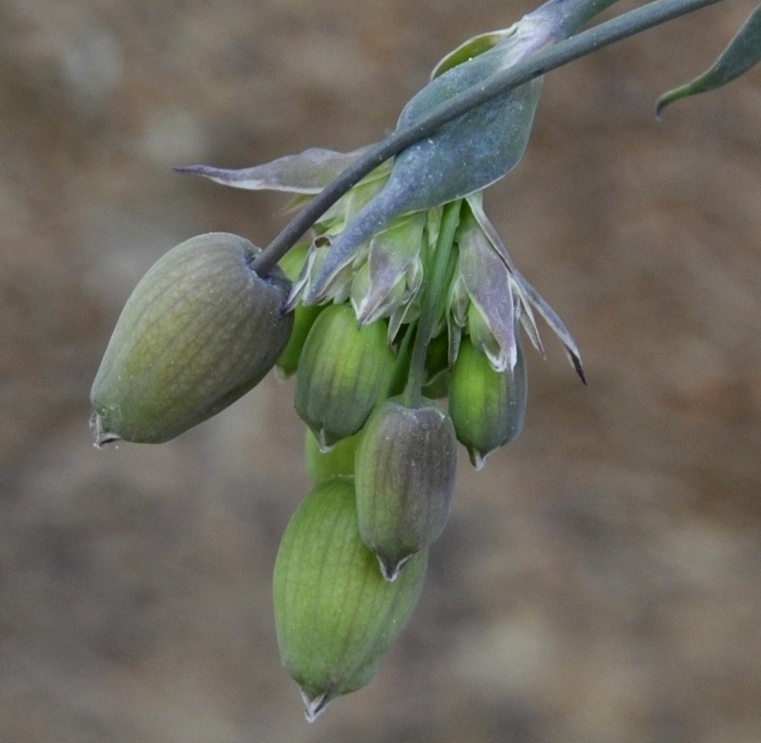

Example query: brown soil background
[2,1,761,741]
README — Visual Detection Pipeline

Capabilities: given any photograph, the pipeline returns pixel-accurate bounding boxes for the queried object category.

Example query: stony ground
[2,1,761,741]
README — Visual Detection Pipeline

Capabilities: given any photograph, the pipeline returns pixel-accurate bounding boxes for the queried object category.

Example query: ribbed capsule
[273,478,427,721]
[448,335,528,469]
[295,303,395,448]
[90,232,292,444]
[355,397,457,581]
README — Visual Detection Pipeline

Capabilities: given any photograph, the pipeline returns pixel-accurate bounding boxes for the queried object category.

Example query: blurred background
[2,0,761,741]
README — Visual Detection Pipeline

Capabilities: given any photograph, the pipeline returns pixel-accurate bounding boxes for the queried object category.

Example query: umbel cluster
[91,4,587,721]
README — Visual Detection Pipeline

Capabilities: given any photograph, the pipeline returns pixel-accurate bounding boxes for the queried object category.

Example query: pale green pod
[304,428,359,483]
[273,478,427,721]
[91,232,292,444]
[448,335,528,469]
[295,303,395,448]
[355,397,457,581]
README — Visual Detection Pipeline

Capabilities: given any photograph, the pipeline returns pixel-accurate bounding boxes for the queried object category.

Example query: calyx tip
[90,412,121,449]
[377,553,413,582]
[301,690,330,722]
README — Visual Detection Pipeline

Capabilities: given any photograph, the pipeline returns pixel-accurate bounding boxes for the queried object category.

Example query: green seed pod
[273,478,427,721]
[355,397,457,581]
[304,428,359,483]
[276,243,324,378]
[295,303,395,448]
[448,335,528,469]
[91,232,292,444]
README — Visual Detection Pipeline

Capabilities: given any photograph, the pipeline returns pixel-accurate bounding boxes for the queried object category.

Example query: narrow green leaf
[657,3,761,116]
[430,28,515,79]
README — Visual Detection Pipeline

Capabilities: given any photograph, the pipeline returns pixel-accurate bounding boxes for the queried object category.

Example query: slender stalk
[388,320,416,397]
[540,0,623,36]
[252,0,725,277]
[403,201,462,408]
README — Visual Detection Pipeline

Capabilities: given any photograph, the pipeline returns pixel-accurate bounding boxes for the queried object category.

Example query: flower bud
[295,303,395,448]
[304,428,359,483]
[448,335,528,469]
[90,232,292,444]
[355,397,457,581]
[273,478,427,721]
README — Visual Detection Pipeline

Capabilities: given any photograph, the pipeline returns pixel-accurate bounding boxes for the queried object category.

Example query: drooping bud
[304,428,359,483]
[295,303,395,448]
[276,242,324,377]
[355,397,457,581]
[273,478,427,721]
[90,232,292,444]
[448,335,528,469]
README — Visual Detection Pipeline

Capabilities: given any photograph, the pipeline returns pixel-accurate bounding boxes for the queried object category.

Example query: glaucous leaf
[657,4,761,116]
[175,147,368,193]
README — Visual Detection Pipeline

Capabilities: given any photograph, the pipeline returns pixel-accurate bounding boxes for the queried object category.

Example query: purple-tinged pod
[295,303,395,449]
[448,335,528,469]
[355,397,457,581]
[90,233,292,444]
[273,478,427,721]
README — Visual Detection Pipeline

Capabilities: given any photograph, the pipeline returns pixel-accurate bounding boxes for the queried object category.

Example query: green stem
[388,320,417,397]
[538,0,623,36]
[403,201,462,408]
[252,0,724,278]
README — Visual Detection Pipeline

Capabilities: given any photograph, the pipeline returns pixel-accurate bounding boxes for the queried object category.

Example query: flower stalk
[404,201,462,408]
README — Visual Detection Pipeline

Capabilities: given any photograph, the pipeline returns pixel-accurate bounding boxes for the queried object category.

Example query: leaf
[656,3,761,116]
[303,14,558,304]
[174,147,369,194]
[431,27,516,79]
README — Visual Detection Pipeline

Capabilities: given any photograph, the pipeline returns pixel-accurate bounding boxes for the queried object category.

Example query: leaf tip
[172,164,210,177]
[654,93,674,121]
